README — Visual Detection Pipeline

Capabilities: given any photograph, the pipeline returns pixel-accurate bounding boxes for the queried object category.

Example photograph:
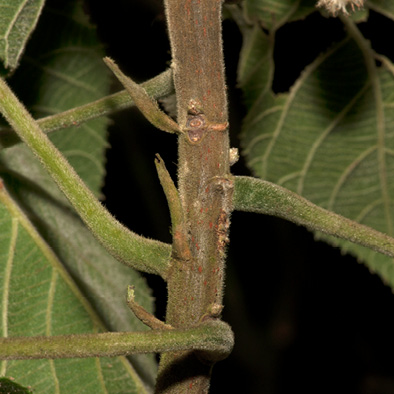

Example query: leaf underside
[0,0,46,72]
[0,187,143,393]
[0,0,156,391]
[238,2,394,288]
[243,0,317,30]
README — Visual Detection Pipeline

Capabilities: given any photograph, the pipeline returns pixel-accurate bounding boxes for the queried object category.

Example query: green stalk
[0,76,171,278]
[0,320,233,362]
[0,68,174,149]
[234,176,394,257]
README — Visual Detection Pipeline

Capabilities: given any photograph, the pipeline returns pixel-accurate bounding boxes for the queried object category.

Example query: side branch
[0,69,174,149]
[234,176,394,258]
[0,76,171,278]
[0,321,233,363]
[127,285,173,330]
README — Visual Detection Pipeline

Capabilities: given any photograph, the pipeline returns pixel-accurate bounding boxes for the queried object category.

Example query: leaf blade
[0,0,158,390]
[243,0,317,31]
[239,20,394,288]
[0,183,147,393]
[0,0,46,71]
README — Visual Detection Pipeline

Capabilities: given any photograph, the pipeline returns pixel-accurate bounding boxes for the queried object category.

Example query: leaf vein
[0,217,18,376]
[297,82,370,195]
[261,39,349,178]
[24,57,101,95]
[2,0,29,67]
[328,144,377,211]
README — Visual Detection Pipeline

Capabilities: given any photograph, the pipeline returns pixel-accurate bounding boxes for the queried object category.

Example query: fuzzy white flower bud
[316,0,364,16]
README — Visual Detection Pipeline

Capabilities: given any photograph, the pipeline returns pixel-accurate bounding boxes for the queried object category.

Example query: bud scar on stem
[184,114,228,144]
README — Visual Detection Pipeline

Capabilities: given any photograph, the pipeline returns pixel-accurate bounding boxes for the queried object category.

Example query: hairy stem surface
[157,0,233,392]
[0,321,233,361]
[234,176,394,257]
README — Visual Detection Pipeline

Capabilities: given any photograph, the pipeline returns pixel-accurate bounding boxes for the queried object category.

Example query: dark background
[86,1,394,393]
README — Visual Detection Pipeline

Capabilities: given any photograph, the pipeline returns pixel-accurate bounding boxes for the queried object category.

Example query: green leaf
[0,0,46,71]
[239,20,394,288]
[0,184,149,393]
[0,0,157,390]
[237,25,273,108]
[0,144,158,388]
[6,0,110,197]
[243,0,317,31]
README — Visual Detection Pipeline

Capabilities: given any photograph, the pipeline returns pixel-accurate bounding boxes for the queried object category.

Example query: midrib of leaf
[0,217,17,377]
[95,358,108,394]
[46,270,61,394]
[2,1,27,67]
[46,268,56,336]
[49,360,60,394]
[2,1,25,66]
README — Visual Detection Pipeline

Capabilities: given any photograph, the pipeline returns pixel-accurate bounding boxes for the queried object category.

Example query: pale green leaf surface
[0,0,157,390]
[0,0,45,71]
[239,26,394,287]
[243,0,317,31]
[0,186,146,393]
[0,146,157,388]
[237,25,273,108]
[7,0,110,197]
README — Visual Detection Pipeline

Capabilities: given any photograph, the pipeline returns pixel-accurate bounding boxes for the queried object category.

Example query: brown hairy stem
[156,0,233,392]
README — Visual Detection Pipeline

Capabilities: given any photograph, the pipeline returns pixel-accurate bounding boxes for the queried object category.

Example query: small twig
[126,285,173,330]
[0,69,174,149]
[0,320,234,362]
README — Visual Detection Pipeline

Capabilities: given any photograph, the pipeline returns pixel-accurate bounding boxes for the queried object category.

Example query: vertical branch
[157,0,233,392]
